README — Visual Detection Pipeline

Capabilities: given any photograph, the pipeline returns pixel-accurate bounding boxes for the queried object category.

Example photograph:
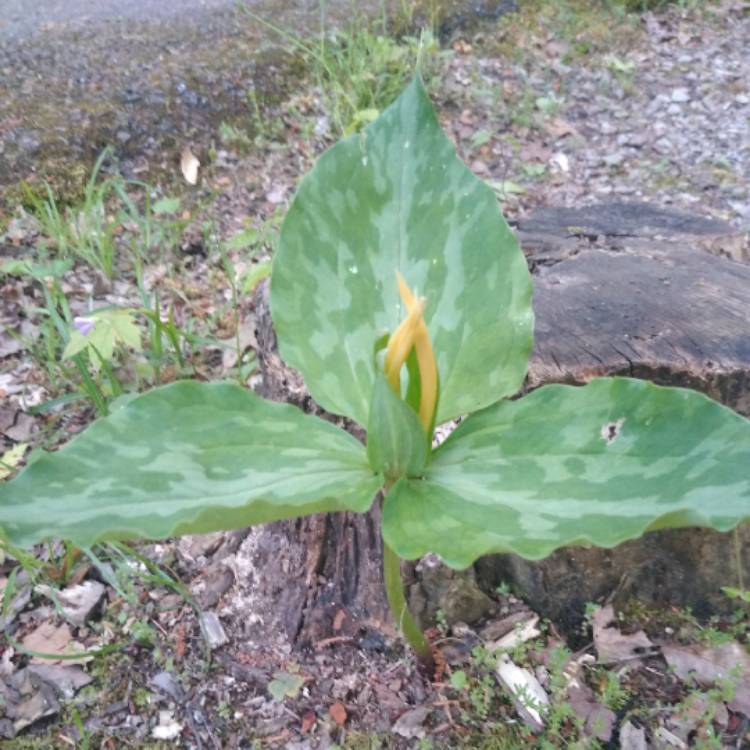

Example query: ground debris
[620,720,649,750]
[36,580,105,627]
[662,642,750,716]
[392,705,431,739]
[199,611,228,650]
[0,662,91,738]
[593,604,657,663]
[567,684,615,742]
[20,621,90,665]
[496,654,549,732]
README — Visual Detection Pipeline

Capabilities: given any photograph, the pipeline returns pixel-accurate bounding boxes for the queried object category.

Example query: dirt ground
[1,1,749,748]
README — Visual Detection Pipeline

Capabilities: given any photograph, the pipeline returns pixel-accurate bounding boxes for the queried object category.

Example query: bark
[250,284,392,647]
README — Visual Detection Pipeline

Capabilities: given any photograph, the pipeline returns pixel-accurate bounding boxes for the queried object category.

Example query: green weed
[23,149,120,278]
[243,6,441,135]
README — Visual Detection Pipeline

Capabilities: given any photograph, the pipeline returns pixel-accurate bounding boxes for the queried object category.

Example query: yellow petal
[386,273,438,432]
[384,297,425,392]
[414,324,437,432]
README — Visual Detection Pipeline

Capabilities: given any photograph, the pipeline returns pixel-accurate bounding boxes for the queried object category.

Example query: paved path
[0,0,237,40]
[0,0,344,190]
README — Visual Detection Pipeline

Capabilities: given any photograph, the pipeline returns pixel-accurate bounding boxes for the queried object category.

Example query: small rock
[550,152,570,173]
[653,726,687,749]
[36,581,105,627]
[728,200,750,219]
[671,88,690,103]
[480,610,534,641]
[0,575,31,630]
[266,184,288,205]
[178,533,224,563]
[620,721,648,750]
[5,413,35,443]
[151,710,182,740]
[199,612,228,650]
[0,668,60,736]
[392,706,430,739]
[617,132,648,148]
[150,671,184,701]
[195,565,235,608]
[314,115,330,137]
[25,664,92,700]
[604,151,627,167]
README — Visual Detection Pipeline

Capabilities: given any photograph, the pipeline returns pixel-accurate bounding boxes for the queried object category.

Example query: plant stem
[733,526,745,592]
[382,540,434,675]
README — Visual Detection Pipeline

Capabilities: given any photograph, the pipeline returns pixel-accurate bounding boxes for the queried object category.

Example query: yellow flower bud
[384,273,438,433]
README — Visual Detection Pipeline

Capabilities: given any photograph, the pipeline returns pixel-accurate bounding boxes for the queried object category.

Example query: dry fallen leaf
[332,609,347,633]
[546,117,579,140]
[300,711,316,734]
[180,147,200,185]
[592,605,656,663]
[392,705,430,739]
[21,622,89,665]
[662,642,750,716]
[329,701,347,726]
[567,684,615,742]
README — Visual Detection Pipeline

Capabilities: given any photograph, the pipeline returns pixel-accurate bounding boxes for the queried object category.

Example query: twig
[313,635,354,651]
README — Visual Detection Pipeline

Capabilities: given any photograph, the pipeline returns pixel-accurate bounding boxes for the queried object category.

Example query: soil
[1,1,749,748]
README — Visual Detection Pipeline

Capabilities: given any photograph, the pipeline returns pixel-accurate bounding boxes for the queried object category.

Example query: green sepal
[404,348,421,414]
[367,372,428,481]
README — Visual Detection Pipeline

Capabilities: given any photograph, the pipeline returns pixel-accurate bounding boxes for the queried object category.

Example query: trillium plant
[2,78,750,672]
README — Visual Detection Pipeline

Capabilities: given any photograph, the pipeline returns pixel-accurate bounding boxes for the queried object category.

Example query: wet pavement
[0,0,236,42]
[0,0,360,206]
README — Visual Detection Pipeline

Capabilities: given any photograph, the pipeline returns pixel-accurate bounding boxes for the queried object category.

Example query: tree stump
[476,203,750,630]
[235,202,749,646]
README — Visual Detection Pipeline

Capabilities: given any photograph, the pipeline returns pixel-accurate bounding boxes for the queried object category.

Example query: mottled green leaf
[367,372,427,480]
[382,378,750,568]
[0,381,381,549]
[271,76,533,427]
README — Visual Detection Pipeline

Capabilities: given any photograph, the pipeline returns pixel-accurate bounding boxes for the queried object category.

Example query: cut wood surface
[522,203,750,416]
